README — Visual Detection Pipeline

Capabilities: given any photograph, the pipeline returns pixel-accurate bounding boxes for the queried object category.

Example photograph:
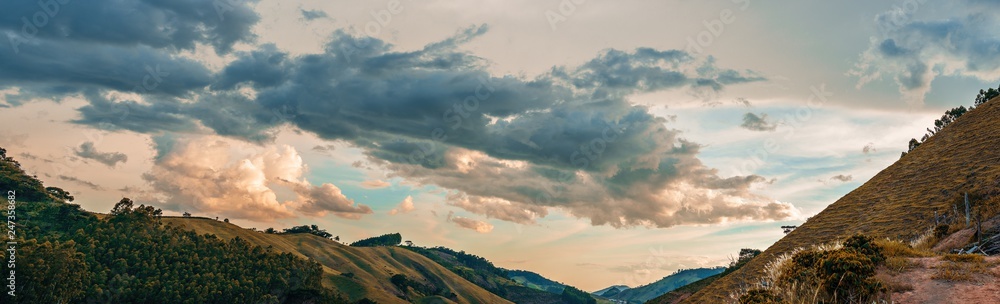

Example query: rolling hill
[684,97,1000,302]
[596,267,723,303]
[508,269,567,294]
[162,217,512,304]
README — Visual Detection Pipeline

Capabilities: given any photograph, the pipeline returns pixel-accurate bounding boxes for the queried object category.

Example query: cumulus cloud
[0,0,259,55]
[360,180,391,189]
[447,211,493,233]
[740,112,777,132]
[850,3,1000,105]
[389,196,416,215]
[14,18,790,228]
[141,136,371,221]
[74,142,128,167]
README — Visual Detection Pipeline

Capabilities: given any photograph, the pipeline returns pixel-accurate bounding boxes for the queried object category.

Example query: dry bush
[933,254,991,282]
[876,238,933,258]
[883,257,914,273]
[942,253,984,263]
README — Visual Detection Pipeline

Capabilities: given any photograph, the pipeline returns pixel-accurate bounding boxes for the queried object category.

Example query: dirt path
[883,257,1000,303]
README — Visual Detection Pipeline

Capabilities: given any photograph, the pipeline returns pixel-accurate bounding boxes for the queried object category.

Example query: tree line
[0,149,348,303]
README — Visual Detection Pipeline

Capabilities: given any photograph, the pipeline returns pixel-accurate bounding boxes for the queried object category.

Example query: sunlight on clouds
[141,135,371,221]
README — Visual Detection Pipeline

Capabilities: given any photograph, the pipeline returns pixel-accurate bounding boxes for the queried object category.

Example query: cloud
[292,182,374,219]
[140,136,371,221]
[312,144,336,153]
[0,0,260,55]
[740,112,777,132]
[448,211,493,233]
[58,175,105,191]
[829,174,853,182]
[850,3,1000,105]
[36,22,789,228]
[300,9,328,21]
[360,180,391,189]
[389,195,416,215]
[74,142,128,167]
[734,97,752,107]
[862,143,876,155]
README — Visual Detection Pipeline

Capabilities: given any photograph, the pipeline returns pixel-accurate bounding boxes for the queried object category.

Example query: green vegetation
[903,82,999,156]
[349,233,402,247]
[507,269,565,294]
[560,285,597,304]
[281,224,334,239]
[388,273,457,301]
[0,149,345,303]
[739,234,888,304]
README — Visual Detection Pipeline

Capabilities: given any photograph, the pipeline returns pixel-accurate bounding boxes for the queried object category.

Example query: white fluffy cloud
[448,211,494,233]
[142,136,371,221]
[389,195,416,215]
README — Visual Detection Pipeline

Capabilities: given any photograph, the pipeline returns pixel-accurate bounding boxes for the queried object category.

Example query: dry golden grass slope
[162,217,512,304]
[685,97,1000,303]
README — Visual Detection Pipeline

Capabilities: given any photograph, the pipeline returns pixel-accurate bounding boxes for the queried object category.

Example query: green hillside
[507,269,566,294]
[0,149,343,303]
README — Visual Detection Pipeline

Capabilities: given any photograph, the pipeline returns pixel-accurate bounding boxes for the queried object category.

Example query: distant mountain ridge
[594,267,724,303]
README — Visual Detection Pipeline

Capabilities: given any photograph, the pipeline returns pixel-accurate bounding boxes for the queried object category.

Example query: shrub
[842,234,885,264]
[818,249,885,303]
[934,224,950,238]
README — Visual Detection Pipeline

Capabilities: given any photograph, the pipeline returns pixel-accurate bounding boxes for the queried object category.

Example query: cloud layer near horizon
[142,135,372,221]
[0,0,795,226]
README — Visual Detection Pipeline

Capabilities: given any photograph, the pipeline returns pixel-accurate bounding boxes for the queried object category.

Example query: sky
[1,0,999,291]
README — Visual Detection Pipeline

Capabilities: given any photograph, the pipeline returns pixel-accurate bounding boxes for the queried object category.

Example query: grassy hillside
[604,267,723,303]
[685,97,1000,302]
[508,269,566,294]
[162,217,512,304]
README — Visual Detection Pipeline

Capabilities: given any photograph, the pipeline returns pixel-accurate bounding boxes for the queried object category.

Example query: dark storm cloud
[1,0,260,54]
[21,19,790,227]
[0,38,213,97]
